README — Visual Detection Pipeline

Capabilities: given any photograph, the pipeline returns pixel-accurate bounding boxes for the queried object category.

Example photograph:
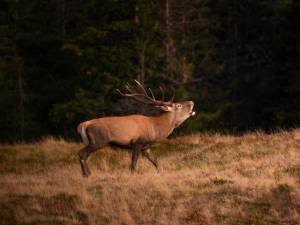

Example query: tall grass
[1,130,300,225]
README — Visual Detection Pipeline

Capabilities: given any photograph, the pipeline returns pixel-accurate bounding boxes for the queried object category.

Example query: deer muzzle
[189,101,196,116]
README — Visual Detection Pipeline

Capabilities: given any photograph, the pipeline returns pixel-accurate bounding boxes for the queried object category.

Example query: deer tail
[77,123,89,146]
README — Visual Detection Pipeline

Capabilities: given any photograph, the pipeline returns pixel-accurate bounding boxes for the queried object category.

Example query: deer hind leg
[78,144,99,177]
[142,148,159,172]
[78,146,91,177]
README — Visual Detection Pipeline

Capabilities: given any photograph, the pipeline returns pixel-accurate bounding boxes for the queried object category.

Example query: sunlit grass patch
[0,139,79,175]
[0,193,88,225]
[234,184,299,225]
[152,142,198,157]
[1,130,300,225]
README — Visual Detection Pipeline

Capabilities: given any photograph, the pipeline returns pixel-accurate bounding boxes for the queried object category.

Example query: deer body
[77,81,195,177]
[78,113,177,146]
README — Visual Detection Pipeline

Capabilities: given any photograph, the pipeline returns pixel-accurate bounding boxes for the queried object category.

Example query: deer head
[117,80,195,127]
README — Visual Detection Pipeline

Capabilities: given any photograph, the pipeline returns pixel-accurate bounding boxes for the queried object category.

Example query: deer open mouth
[189,104,196,116]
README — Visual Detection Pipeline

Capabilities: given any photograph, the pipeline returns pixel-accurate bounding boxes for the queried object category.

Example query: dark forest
[0,0,299,141]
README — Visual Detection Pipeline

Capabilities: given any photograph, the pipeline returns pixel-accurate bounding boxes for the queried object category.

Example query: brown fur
[77,101,195,177]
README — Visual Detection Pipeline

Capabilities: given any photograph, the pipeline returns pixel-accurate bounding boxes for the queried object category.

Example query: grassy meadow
[1,130,300,225]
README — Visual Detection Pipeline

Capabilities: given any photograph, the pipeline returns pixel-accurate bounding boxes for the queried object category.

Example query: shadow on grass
[0,193,88,225]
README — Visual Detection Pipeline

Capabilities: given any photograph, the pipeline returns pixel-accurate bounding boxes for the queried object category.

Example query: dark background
[0,0,299,142]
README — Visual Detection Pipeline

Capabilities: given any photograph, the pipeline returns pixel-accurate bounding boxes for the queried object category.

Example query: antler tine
[133,80,161,104]
[117,80,173,106]
[116,88,123,96]
[125,84,146,100]
[159,86,165,101]
[117,85,142,98]
[148,88,156,100]
[116,88,138,98]
[134,80,149,96]
[117,83,156,105]
[117,89,155,105]
[125,83,134,92]
[169,87,176,102]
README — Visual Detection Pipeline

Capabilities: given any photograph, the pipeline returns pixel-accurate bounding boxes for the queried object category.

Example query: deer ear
[157,105,173,112]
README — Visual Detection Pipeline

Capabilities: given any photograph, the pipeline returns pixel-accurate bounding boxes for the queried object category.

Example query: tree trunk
[61,0,66,37]
[165,0,172,77]
[139,43,145,85]
[14,0,25,140]
[16,59,25,140]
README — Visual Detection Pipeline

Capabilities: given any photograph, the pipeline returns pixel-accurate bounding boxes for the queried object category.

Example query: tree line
[0,0,299,141]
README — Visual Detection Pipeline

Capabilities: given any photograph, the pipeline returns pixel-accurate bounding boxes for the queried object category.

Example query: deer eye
[176,104,182,108]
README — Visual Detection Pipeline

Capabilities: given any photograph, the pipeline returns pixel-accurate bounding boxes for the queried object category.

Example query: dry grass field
[1,130,300,225]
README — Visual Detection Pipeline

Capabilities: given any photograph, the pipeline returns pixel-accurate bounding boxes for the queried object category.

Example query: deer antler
[169,87,175,102]
[116,80,174,106]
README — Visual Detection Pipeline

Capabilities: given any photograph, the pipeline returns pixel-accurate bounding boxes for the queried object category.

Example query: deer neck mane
[152,112,176,140]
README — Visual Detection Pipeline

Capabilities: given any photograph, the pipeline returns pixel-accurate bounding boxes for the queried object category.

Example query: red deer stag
[77,80,195,177]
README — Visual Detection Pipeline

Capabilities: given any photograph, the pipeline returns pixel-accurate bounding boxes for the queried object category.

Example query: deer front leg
[131,144,142,173]
[143,148,159,172]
